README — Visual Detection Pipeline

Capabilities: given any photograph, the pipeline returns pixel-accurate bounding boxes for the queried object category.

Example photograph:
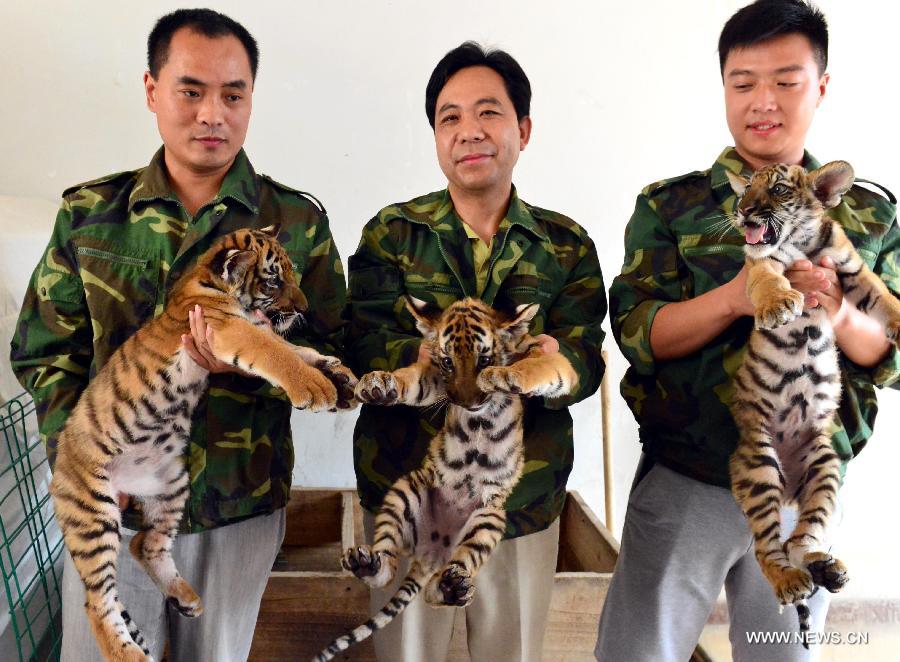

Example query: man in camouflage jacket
[596,2,899,661]
[346,43,606,661]
[9,10,345,662]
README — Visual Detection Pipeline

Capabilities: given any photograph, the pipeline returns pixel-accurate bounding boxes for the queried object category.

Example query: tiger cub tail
[313,559,433,662]
[796,598,814,649]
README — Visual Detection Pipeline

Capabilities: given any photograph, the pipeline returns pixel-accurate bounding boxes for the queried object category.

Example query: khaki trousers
[60,509,285,662]
[364,511,559,662]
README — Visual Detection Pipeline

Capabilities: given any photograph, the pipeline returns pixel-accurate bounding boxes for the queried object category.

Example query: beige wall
[1,0,898,600]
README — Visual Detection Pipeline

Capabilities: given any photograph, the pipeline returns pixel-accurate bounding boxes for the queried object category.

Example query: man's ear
[404,296,441,340]
[518,116,532,151]
[725,170,749,197]
[499,303,539,341]
[218,249,256,287]
[810,161,854,209]
[144,71,158,113]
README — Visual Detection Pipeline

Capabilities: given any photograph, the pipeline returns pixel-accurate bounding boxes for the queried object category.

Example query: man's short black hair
[147,8,259,80]
[718,0,828,76]
[425,41,531,129]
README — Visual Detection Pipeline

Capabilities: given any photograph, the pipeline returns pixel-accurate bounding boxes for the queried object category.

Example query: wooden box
[249,489,707,661]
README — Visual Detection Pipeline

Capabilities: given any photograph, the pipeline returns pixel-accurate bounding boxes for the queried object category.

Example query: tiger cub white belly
[107,347,208,498]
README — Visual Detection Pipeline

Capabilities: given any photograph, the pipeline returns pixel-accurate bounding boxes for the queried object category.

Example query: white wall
[2,0,898,600]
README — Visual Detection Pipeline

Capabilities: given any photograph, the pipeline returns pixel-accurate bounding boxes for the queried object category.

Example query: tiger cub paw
[163,577,202,618]
[478,366,530,395]
[284,366,339,412]
[772,566,815,605]
[755,289,804,330]
[315,358,358,410]
[805,552,849,594]
[425,565,475,607]
[342,546,395,588]
[356,371,405,406]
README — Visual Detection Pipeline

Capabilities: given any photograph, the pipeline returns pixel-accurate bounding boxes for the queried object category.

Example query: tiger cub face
[726,161,855,260]
[406,297,538,410]
[201,225,308,333]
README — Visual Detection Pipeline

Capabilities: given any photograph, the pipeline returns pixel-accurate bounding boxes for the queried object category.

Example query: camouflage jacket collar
[127,147,260,215]
[398,186,548,243]
[710,146,821,203]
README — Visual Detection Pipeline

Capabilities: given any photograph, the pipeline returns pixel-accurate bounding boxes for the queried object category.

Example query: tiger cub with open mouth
[726,161,900,642]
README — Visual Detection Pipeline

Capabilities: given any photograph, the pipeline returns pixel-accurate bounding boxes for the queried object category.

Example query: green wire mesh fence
[0,393,63,662]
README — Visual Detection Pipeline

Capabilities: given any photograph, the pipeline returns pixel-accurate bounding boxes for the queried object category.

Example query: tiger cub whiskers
[726,161,900,645]
[314,297,577,662]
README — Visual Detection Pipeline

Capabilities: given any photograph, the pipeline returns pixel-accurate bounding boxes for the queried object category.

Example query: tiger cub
[315,297,577,661]
[726,161,900,638]
[51,226,357,662]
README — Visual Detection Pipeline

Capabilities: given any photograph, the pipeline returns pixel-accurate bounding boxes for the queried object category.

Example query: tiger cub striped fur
[726,161,900,640]
[51,226,357,662]
[315,297,577,661]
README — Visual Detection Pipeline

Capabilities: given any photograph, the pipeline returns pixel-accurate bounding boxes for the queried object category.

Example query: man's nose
[196,94,225,127]
[459,113,485,142]
[750,82,777,113]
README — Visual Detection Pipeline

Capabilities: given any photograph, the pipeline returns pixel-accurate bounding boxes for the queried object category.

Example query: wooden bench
[249,488,710,661]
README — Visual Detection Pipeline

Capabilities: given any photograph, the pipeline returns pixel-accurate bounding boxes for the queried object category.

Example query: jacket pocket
[493,273,555,324]
[349,262,402,299]
[678,236,745,297]
[74,240,160,364]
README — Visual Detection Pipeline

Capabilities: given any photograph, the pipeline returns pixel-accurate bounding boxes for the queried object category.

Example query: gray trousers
[595,460,833,662]
[61,509,286,662]
[364,511,560,662]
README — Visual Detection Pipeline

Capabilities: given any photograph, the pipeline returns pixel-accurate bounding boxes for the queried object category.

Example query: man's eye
[477,355,492,368]
[182,90,200,98]
[440,356,454,370]
[777,82,799,88]
[440,114,458,124]
[227,94,242,102]
[734,83,752,91]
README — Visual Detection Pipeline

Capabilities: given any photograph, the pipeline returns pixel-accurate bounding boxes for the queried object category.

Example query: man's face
[723,33,828,171]
[433,66,531,196]
[144,28,253,177]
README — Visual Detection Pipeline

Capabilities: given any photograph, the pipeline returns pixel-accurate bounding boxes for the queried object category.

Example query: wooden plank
[275,543,342,573]
[559,491,619,573]
[600,348,615,532]
[283,488,343,547]
[340,491,356,550]
[249,575,376,661]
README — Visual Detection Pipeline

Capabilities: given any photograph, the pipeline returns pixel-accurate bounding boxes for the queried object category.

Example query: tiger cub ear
[498,303,540,341]
[725,170,749,197]
[258,224,282,238]
[811,161,855,209]
[219,249,256,287]
[404,295,441,340]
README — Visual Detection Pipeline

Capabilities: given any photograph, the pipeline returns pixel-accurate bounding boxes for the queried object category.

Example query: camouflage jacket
[346,187,607,539]
[10,147,347,533]
[610,147,900,487]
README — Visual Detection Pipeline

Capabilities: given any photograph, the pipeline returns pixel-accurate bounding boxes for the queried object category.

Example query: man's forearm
[650,279,744,362]
[834,305,892,368]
